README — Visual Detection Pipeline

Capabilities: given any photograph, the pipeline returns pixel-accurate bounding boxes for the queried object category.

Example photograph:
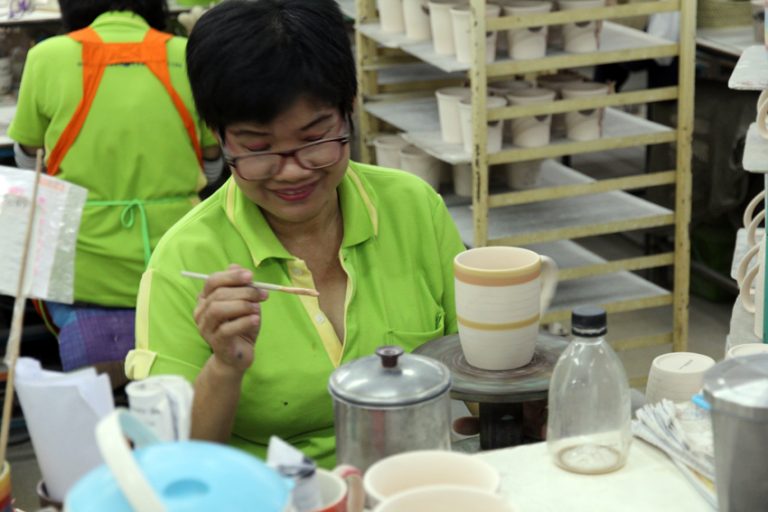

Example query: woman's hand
[194,264,268,375]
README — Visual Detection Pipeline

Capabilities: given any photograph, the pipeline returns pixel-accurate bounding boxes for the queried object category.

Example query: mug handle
[758,93,768,139]
[736,243,761,286]
[539,255,559,313]
[741,263,760,313]
[95,409,167,512]
[748,209,766,247]
[743,190,766,229]
[333,465,364,512]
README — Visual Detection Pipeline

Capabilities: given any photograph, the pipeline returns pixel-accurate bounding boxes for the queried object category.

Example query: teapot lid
[328,346,451,407]
[703,353,768,420]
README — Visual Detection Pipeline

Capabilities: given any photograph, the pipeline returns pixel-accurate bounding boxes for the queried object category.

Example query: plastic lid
[328,346,451,407]
[571,305,607,337]
[702,353,768,420]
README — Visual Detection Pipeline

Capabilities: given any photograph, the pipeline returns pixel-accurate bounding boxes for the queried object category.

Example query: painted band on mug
[457,314,540,331]
[454,266,541,286]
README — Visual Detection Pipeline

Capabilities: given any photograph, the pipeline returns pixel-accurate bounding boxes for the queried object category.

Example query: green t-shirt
[125,162,465,467]
[8,11,217,307]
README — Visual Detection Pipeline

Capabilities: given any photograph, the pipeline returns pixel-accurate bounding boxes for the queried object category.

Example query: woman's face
[221,96,350,227]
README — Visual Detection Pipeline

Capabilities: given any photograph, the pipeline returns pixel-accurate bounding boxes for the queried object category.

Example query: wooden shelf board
[742,123,768,173]
[697,26,755,60]
[729,45,768,90]
[364,96,672,165]
[519,239,670,315]
[360,21,674,74]
[377,63,466,85]
[447,159,672,245]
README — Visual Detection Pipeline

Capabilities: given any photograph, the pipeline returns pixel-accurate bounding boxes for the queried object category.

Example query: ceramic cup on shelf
[503,1,553,60]
[452,163,472,196]
[399,145,443,190]
[454,246,558,370]
[505,159,544,190]
[488,78,533,97]
[738,236,766,339]
[537,71,586,139]
[560,81,610,141]
[436,86,471,144]
[363,451,500,508]
[751,0,765,44]
[505,87,556,148]
[558,0,606,53]
[450,3,502,65]
[402,0,431,40]
[429,0,464,55]
[373,134,409,169]
[726,343,768,359]
[379,0,406,33]
[373,486,512,512]
[458,96,508,154]
[644,352,716,405]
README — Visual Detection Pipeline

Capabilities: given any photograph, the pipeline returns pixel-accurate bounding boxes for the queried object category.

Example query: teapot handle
[95,408,167,512]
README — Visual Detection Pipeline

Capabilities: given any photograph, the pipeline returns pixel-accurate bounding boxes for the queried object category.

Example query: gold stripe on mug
[457,314,540,331]
[454,266,541,287]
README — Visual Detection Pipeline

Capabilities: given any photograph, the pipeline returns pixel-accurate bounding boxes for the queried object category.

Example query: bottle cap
[571,306,607,337]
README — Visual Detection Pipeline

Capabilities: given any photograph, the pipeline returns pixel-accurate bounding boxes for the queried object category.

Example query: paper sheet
[14,358,114,501]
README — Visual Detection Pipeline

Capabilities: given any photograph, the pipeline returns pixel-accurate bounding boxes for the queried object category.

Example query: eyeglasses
[223,134,350,181]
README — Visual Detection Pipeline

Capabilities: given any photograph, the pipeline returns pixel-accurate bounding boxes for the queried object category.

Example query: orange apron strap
[141,29,203,167]
[46,27,203,176]
[46,27,107,176]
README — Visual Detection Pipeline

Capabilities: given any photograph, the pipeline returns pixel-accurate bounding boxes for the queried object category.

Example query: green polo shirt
[125,162,465,467]
[8,11,217,306]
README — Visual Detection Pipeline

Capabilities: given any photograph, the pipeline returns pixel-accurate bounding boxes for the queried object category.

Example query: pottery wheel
[414,333,568,403]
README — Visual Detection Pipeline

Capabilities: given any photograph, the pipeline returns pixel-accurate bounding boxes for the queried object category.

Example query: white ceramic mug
[373,134,409,169]
[504,1,552,60]
[373,485,512,512]
[436,86,471,144]
[310,467,365,512]
[452,163,472,196]
[363,451,500,508]
[402,0,431,40]
[458,96,507,153]
[379,0,406,33]
[454,246,558,370]
[429,0,463,55]
[506,87,556,148]
[450,3,502,65]
[645,352,716,405]
[399,145,442,190]
[559,0,606,53]
[561,81,610,141]
[537,72,586,138]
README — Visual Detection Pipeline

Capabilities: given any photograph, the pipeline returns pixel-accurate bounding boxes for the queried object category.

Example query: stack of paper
[14,358,114,502]
[632,399,716,509]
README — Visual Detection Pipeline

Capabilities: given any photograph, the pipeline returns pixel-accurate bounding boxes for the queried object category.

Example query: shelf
[727,297,763,349]
[377,63,465,86]
[364,96,673,165]
[730,227,764,281]
[729,45,768,90]
[360,21,674,74]
[520,239,670,319]
[447,159,673,246]
[336,0,356,20]
[697,26,755,59]
[742,123,768,173]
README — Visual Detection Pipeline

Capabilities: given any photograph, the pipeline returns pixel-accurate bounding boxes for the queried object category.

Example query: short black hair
[59,0,168,31]
[187,0,357,131]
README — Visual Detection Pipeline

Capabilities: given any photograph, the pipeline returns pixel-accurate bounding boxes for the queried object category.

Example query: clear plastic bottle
[547,305,632,474]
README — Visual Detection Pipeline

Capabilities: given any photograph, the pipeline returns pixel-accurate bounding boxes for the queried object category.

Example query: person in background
[125,0,464,467]
[8,0,222,385]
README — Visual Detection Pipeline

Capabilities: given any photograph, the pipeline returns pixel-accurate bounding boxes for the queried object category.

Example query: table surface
[475,440,712,512]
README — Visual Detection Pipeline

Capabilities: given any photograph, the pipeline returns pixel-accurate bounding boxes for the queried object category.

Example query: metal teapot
[328,346,452,472]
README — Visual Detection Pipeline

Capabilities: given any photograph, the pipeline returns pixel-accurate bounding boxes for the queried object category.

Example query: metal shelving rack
[354,0,695,376]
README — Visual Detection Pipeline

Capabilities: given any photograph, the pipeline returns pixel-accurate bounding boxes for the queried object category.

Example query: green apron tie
[85,196,194,267]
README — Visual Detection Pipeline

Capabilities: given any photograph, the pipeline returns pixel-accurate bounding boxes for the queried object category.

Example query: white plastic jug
[65,409,292,511]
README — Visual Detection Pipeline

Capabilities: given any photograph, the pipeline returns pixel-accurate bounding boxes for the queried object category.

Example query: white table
[475,440,712,511]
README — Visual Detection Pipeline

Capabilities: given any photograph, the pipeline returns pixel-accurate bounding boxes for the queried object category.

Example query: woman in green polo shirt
[8,0,222,381]
[125,0,465,467]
